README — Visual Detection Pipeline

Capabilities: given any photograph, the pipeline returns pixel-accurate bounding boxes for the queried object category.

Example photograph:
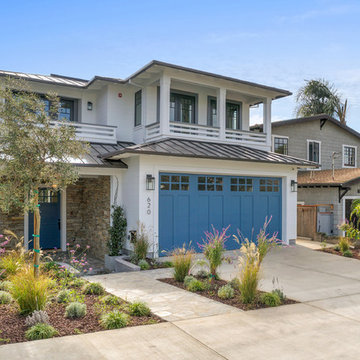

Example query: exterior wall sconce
[291,180,298,192]
[87,101,93,111]
[146,174,155,190]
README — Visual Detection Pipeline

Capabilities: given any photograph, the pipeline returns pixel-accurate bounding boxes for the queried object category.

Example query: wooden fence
[297,205,317,239]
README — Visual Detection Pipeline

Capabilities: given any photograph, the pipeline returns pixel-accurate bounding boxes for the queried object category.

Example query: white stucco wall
[119,154,298,256]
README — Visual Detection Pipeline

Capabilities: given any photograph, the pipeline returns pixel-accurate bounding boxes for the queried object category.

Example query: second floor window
[134,90,142,126]
[226,102,241,130]
[343,145,356,167]
[308,140,320,163]
[207,97,217,127]
[170,92,196,124]
[43,97,76,122]
[274,137,288,155]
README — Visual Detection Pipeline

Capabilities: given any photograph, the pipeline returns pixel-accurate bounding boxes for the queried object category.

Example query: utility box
[316,205,334,235]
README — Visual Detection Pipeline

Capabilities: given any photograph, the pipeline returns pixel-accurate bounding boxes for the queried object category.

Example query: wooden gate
[297,205,317,239]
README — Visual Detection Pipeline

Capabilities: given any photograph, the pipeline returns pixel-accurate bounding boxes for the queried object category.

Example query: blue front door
[159,173,282,254]
[28,189,61,250]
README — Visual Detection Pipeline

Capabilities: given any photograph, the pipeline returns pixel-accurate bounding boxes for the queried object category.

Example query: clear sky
[1,0,360,128]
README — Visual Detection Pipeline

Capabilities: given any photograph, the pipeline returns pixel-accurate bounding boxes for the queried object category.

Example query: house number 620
[146,197,151,215]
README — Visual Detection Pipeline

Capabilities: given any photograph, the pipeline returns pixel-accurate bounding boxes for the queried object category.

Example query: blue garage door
[159,173,282,254]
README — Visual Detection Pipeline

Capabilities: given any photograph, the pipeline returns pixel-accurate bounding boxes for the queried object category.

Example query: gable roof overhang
[100,138,317,168]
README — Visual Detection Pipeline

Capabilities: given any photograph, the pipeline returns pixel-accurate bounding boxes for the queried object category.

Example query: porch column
[217,87,226,140]
[159,74,171,136]
[263,97,272,149]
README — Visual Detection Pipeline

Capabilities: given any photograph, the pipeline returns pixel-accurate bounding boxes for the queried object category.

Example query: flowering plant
[198,225,230,278]
[65,243,91,274]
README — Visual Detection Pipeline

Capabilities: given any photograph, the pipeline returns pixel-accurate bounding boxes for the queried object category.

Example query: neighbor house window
[274,137,288,155]
[343,145,356,167]
[170,92,196,124]
[43,97,77,122]
[207,97,217,126]
[308,140,321,163]
[134,90,142,126]
[226,102,241,130]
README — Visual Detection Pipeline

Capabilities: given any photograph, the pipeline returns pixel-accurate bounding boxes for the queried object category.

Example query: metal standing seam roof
[101,138,317,167]
[73,142,132,168]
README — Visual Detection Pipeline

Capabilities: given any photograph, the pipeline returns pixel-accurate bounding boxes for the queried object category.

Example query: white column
[60,190,66,251]
[217,87,226,140]
[263,97,272,149]
[159,74,171,136]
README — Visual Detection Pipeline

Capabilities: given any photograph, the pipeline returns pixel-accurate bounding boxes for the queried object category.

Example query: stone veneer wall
[66,176,110,260]
[0,210,24,246]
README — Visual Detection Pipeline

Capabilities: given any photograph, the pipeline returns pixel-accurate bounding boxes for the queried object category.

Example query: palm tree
[296,79,348,124]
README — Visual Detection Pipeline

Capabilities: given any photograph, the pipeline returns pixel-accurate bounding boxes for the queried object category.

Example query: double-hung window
[226,102,241,130]
[134,90,142,127]
[343,145,356,167]
[308,140,321,163]
[170,92,196,124]
[274,136,288,155]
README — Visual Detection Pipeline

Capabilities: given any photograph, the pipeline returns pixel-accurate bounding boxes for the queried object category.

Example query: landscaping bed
[159,277,297,311]
[319,247,360,260]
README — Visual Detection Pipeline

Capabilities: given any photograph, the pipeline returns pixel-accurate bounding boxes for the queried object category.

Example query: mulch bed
[0,290,163,346]
[319,247,360,260]
[159,277,297,311]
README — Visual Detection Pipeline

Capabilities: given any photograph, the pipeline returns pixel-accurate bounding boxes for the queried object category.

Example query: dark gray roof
[251,114,360,140]
[73,142,132,168]
[102,138,316,167]
[0,60,291,98]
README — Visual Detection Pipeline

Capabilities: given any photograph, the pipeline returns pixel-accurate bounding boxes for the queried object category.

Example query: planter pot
[104,254,123,271]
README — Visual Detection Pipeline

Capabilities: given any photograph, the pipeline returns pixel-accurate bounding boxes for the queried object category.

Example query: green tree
[108,205,127,256]
[296,79,348,124]
[0,78,88,276]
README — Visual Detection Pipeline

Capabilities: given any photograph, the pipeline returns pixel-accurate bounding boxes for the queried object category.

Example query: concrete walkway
[3,244,360,359]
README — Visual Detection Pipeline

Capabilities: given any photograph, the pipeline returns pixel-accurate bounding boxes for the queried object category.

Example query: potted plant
[105,205,127,271]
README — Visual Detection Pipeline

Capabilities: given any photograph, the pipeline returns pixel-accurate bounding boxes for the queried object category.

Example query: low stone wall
[66,176,111,260]
[0,210,24,246]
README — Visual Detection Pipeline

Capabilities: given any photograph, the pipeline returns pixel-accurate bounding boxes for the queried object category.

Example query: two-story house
[0,61,314,258]
[253,114,360,237]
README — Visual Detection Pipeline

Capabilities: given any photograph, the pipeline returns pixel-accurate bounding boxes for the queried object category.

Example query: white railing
[51,121,117,144]
[169,122,220,139]
[145,122,161,141]
[225,129,267,145]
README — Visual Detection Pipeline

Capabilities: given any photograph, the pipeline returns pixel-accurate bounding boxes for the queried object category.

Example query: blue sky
[1,0,360,128]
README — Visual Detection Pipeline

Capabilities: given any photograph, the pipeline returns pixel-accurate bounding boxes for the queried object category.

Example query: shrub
[272,289,286,302]
[42,261,59,273]
[172,245,194,282]
[256,218,279,264]
[57,289,71,303]
[338,237,351,254]
[183,275,195,288]
[228,278,240,291]
[218,284,235,299]
[65,302,87,318]
[71,277,86,288]
[260,292,281,307]
[0,290,12,304]
[132,223,149,261]
[25,323,58,341]
[100,310,129,329]
[25,310,49,327]
[186,279,205,292]
[196,270,209,279]
[108,205,127,256]
[343,249,353,258]
[138,259,150,270]
[0,280,12,292]
[198,226,230,277]
[238,240,260,304]
[10,267,50,315]
[334,245,340,251]
[83,282,105,295]
[129,301,151,316]
[162,261,173,268]
[101,294,122,306]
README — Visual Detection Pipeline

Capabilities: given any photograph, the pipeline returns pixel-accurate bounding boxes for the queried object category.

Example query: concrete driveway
[3,244,360,359]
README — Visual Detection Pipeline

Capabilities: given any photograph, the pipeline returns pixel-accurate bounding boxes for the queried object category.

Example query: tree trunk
[33,191,41,278]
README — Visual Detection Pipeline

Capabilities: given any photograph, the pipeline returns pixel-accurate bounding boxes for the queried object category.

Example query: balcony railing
[145,121,267,148]
[51,121,117,144]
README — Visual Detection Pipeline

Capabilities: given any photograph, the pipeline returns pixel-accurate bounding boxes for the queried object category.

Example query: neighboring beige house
[252,114,360,237]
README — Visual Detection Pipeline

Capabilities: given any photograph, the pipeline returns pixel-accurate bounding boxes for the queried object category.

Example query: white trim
[272,135,289,153]
[342,144,357,168]
[307,139,321,165]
